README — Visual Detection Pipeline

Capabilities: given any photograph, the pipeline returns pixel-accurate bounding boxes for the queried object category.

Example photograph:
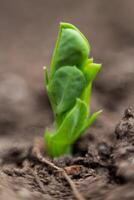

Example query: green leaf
[81,61,101,109]
[50,22,90,77]
[80,110,103,134]
[83,61,102,84]
[48,66,86,114]
[44,99,88,157]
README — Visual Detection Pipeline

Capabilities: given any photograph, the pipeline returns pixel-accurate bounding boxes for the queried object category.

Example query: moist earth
[0,108,134,200]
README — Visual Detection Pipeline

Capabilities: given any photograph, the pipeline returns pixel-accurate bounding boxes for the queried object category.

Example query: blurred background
[0,0,134,147]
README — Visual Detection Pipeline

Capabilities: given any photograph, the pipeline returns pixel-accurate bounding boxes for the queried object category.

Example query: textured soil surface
[0,108,134,200]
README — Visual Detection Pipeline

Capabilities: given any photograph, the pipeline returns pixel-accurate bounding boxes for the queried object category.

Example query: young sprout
[44,22,102,157]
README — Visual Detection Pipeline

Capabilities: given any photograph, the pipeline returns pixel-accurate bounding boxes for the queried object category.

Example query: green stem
[81,82,92,114]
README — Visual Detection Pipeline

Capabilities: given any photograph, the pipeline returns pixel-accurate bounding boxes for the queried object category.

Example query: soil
[0,108,133,200]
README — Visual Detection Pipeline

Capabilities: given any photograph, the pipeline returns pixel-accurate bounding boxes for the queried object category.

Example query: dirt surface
[0,0,134,199]
[0,108,133,200]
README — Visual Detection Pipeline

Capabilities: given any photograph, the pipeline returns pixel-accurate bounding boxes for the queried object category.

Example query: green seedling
[44,22,102,157]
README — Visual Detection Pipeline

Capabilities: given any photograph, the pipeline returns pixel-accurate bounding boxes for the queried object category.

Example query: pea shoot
[44,22,102,157]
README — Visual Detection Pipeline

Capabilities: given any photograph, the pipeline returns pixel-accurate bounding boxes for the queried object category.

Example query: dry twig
[32,138,85,200]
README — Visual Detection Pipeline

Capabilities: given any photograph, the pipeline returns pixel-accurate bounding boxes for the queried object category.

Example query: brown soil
[0,108,134,200]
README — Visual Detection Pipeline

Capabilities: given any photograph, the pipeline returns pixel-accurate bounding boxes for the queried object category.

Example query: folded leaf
[44,99,88,157]
[83,62,102,84]
[81,61,101,108]
[80,110,103,134]
[48,66,86,114]
[50,23,90,77]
